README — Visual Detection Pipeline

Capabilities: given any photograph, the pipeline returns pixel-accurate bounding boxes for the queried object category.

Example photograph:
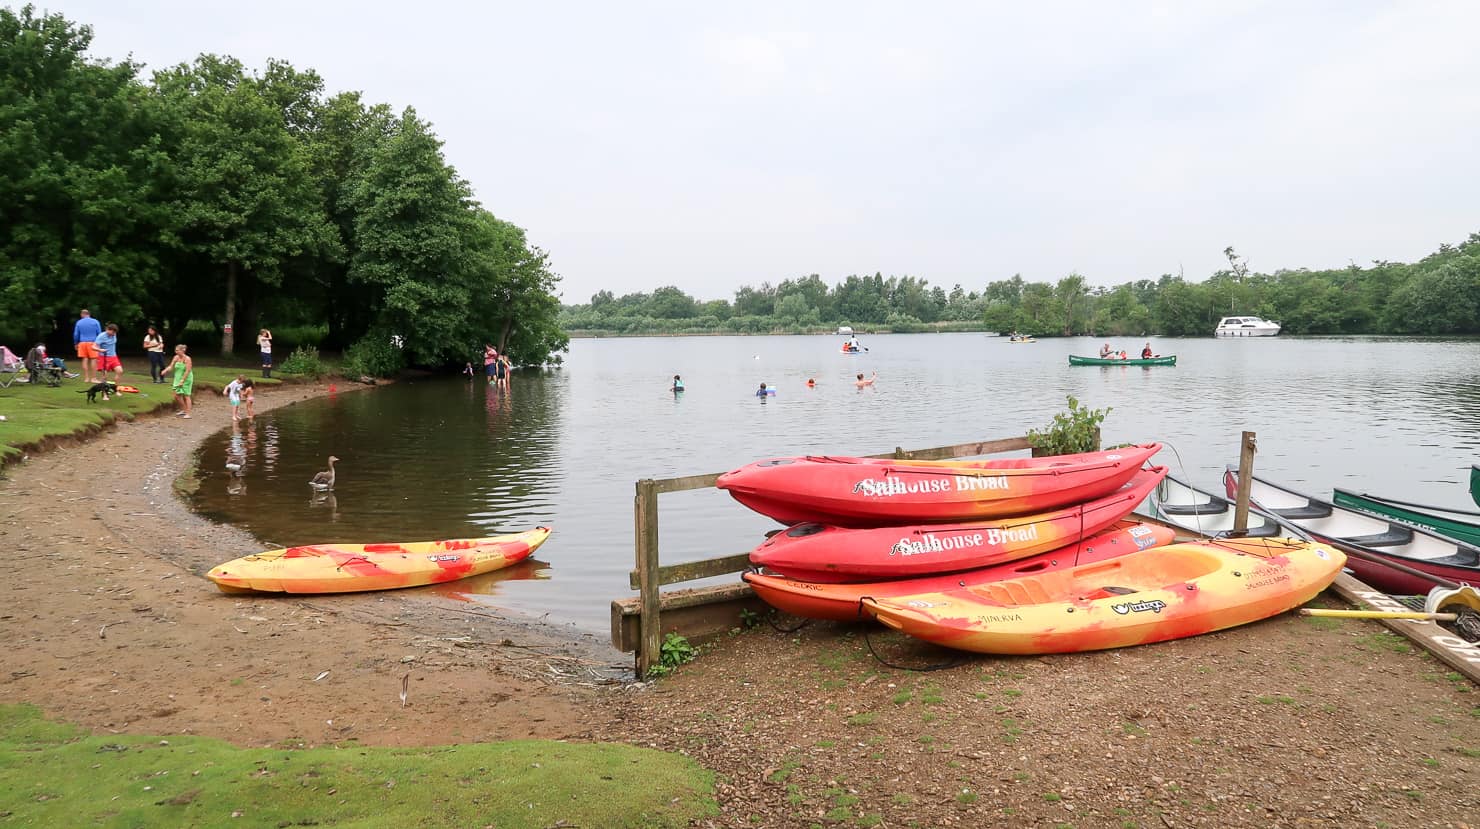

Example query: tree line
[0,6,567,374]
[562,237,1480,337]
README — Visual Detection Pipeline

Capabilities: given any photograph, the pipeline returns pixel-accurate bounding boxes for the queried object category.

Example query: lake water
[188,334,1480,635]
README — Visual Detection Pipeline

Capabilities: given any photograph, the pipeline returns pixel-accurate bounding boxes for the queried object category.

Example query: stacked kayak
[207,527,550,594]
[724,438,1345,655]
[861,536,1344,654]
[744,520,1176,622]
[747,468,1166,582]
[717,443,1163,527]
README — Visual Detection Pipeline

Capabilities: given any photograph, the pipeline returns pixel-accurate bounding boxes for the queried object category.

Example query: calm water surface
[189,334,1480,634]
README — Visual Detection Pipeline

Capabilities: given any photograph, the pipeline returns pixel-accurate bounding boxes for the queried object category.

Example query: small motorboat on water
[1214,316,1281,337]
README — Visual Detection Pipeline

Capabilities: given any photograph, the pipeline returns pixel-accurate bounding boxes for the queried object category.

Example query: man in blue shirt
[94,323,123,384]
[73,309,101,383]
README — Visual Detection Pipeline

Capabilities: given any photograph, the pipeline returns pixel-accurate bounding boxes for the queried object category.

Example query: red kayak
[717,443,1163,527]
[748,467,1167,582]
[743,520,1177,621]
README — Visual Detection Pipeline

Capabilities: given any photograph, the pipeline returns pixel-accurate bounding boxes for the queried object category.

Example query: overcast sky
[53,1,1480,302]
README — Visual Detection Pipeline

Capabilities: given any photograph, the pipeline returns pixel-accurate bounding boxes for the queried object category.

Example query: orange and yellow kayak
[744,521,1176,621]
[861,536,1344,654]
[206,527,550,594]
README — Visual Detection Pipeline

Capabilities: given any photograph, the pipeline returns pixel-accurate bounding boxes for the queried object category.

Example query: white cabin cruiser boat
[1214,316,1280,337]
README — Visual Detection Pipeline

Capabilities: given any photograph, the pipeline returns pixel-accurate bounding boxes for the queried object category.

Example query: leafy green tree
[152,55,338,354]
[0,5,161,337]
[343,106,474,363]
[648,285,697,319]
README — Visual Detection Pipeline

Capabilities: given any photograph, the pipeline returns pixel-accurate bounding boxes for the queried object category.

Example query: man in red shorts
[94,323,123,384]
[73,308,101,383]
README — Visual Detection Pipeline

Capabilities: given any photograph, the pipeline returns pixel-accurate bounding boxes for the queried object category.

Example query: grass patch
[1358,632,1412,654]
[845,713,878,727]
[0,359,289,463]
[0,704,713,828]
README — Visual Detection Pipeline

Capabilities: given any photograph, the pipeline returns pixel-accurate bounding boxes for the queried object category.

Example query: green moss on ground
[0,704,716,828]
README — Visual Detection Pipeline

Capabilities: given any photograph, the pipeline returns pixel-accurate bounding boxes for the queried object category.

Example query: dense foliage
[0,6,567,370]
[561,240,1480,338]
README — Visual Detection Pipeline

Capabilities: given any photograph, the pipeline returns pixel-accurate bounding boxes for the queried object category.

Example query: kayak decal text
[1112,599,1167,615]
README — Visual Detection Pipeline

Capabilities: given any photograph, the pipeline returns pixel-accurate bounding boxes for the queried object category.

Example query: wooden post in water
[634,478,661,678]
[1232,431,1257,533]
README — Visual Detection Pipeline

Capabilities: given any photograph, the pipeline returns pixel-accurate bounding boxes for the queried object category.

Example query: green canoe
[1068,355,1176,367]
[1332,487,1480,547]
[1471,464,1479,508]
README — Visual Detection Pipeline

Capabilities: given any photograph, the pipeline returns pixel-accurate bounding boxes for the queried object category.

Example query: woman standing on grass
[165,344,195,419]
[143,326,166,384]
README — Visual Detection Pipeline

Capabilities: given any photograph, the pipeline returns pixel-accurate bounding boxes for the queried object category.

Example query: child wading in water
[223,375,246,421]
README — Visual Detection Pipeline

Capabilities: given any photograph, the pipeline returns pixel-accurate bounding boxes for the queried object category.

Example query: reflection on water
[190,334,1480,633]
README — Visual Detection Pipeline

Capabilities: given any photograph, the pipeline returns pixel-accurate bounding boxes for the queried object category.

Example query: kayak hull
[747,467,1167,581]
[717,443,1163,527]
[744,521,1176,621]
[206,528,550,594]
[1069,355,1176,366]
[862,537,1344,654]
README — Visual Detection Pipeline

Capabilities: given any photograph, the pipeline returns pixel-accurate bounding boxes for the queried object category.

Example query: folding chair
[0,345,25,388]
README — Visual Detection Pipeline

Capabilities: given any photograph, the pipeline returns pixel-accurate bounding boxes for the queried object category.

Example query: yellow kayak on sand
[206,527,550,594]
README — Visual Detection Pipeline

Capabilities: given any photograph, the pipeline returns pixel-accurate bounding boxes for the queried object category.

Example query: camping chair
[0,345,25,389]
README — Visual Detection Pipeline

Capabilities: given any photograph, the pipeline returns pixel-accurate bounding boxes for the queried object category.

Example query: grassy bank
[0,361,286,464]
[0,704,715,828]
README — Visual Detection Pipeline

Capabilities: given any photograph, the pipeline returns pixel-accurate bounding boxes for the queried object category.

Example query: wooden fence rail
[613,434,1064,677]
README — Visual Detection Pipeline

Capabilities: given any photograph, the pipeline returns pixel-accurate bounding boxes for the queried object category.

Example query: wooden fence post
[634,478,661,678]
[1232,431,1257,534]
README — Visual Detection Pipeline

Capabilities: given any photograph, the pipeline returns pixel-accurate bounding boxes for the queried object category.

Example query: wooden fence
[611,435,1075,677]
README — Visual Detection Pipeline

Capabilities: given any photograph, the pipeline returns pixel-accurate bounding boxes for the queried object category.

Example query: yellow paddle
[1298,608,1458,621]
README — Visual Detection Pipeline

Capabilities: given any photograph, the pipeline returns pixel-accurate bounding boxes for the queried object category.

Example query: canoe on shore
[1332,488,1480,547]
[744,521,1177,621]
[746,468,1166,582]
[1069,355,1177,366]
[717,443,1164,527]
[1152,472,1480,595]
[206,528,550,594]
[861,536,1345,655]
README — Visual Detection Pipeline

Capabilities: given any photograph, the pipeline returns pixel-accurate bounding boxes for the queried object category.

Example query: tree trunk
[222,262,237,356]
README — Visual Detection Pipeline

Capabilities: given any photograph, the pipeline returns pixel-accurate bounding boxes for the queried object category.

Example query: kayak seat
[1343,527,1413,548]
[1161,501,1227,516]
[1219,523,1283,539]
[1274,504,1332,520]
[972,578,1053,606]
[1080,585,1137,601]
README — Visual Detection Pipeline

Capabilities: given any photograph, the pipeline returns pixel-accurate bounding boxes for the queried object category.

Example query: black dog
[78,380,118,403]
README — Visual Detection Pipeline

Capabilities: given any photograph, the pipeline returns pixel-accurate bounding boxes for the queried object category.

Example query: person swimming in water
[855,371,876,388]
[671,374,684,392]
[806,377,816,388]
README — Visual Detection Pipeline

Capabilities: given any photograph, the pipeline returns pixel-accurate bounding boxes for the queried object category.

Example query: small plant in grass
[845,712,878,727]
[646,633,697,678]
[1042,792,1063,802]
[956,789,978,804]
[1026,395,1110,456]
[739,608,762,629]
[891,689,912,705]
[279,345,327,378]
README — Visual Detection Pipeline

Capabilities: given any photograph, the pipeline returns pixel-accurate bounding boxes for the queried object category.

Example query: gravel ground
[598,610,1479,828]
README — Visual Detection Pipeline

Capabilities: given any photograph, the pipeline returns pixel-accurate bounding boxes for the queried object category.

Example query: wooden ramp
[1328,572,1480,685]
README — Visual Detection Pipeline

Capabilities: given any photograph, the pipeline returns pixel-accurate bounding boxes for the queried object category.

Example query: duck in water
[310,455,340,492]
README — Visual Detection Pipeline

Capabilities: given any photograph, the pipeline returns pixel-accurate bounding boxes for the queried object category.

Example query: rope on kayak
[856,598,964,673]
[766,613,810,634]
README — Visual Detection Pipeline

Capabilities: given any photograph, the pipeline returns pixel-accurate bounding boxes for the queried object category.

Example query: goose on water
[310,455,340,491]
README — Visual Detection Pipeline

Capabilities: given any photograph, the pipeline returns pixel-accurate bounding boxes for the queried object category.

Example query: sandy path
[0,383,609,747]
